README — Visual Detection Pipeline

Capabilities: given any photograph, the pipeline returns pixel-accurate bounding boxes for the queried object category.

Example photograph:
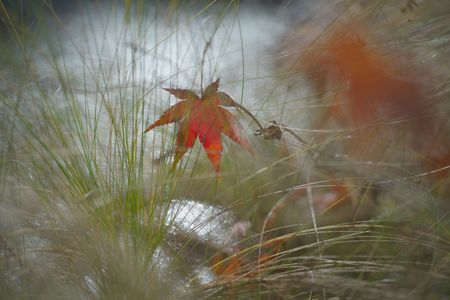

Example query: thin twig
[232,101,264,131]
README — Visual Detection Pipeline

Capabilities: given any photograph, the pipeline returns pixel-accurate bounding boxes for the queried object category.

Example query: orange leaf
[163,88,200,101]
[144,101,193,132]
[145,79,253,174]
[211,253,242,276]
[298,22,429,128]
[202,78,220,97]
[217,92,236,107]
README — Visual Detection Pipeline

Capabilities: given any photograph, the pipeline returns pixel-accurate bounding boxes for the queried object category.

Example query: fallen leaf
[145,79,253,174]
[211,253,242,276]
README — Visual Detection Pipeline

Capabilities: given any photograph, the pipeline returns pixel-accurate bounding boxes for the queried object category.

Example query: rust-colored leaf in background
[145,79,254,174]
[300,24,428,128]
[211,253,242,277]
[279,20,450,170]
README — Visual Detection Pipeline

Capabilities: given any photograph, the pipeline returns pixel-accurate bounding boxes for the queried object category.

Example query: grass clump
[0,0,449,299]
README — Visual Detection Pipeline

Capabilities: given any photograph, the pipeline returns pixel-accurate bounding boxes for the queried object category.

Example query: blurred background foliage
[0,0,449,299]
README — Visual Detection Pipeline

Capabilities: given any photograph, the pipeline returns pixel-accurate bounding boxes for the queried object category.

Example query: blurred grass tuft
[0,0,449,299]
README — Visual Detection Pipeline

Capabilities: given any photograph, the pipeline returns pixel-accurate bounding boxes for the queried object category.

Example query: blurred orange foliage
[281,20,449,178]
[299,23,428,129]
[211,253,243,277]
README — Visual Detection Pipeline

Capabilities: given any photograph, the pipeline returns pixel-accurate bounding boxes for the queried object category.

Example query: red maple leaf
[144,79,253,174]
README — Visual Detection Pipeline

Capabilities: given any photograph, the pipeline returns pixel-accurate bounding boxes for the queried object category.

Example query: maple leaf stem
[233,100,309,146]
[232,101,264,131]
